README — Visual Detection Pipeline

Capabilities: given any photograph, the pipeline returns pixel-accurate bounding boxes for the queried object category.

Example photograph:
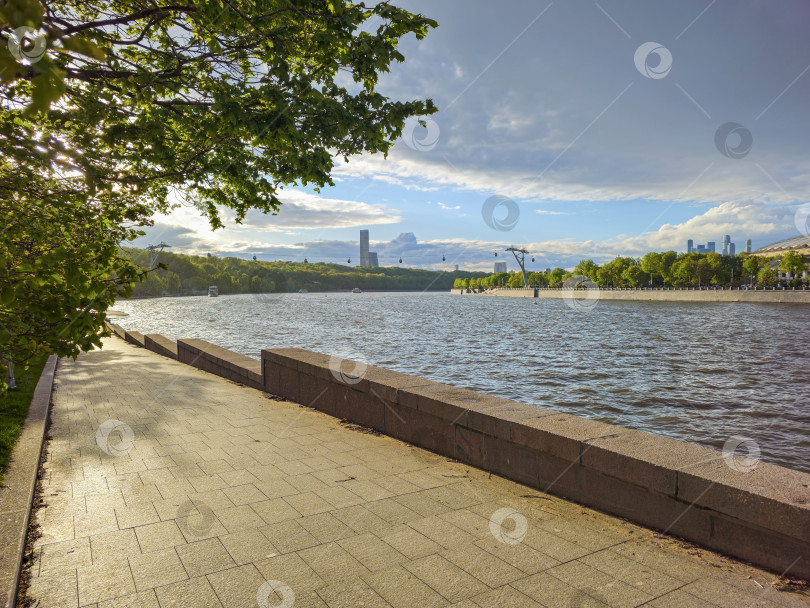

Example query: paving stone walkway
[24,338,810,607]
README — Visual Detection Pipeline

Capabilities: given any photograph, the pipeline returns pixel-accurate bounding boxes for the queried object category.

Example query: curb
[0,355,57,608]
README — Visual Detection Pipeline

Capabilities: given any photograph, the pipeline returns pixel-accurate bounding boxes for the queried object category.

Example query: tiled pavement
[24,338,810,607]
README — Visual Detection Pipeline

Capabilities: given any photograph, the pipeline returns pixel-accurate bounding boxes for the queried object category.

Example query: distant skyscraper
[707,241,716,253]
[494,262,507,273]
[360,230,369,266]
[359,230,379,267]
[723,235,731,255]
[729,243,736,256]
[696,244,707,254]
[687,239,694,253]
[454,264,459,271]
[746,239,752,253]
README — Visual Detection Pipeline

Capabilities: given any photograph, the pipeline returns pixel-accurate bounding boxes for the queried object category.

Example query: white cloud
[240,190,401,231]
[350,1,810,208]
[535,209,567,215]
[437,202,461,210]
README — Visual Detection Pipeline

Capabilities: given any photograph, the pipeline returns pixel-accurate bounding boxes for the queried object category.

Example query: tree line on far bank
[453,251,809,290]
[123,248,488,296]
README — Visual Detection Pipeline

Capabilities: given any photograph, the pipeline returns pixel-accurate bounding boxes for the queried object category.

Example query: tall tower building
[707,241,716,253]
[729,243,736,256]
[359,230,369,266]
[687,239,694,253]
[746,239,752,253]
[723,234,731,255]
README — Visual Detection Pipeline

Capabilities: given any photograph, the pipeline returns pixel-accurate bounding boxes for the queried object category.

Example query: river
[112,292,810,473]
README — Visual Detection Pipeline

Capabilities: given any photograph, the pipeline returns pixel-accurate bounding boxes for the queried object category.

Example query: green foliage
[757,265,778,287]
[124,248,486,295]
[573,259,599,282]
[779,250,808,277]
[742,255,762,284]
[547,268,566,286]
[621,265,648,287]
[1,0,436,383]
[0,170,146,390]
[506,272,525,288]
[2,0,437,227]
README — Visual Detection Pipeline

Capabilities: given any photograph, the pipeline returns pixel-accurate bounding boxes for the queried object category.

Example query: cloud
[240,190,401,231]
[535,209,567,216]
[339,0,810,206]
[603,200,796,254]
[437,202,461,210]
[129,223,210,251]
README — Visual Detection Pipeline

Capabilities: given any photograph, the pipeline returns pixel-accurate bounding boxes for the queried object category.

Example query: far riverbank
[452,286,810,303]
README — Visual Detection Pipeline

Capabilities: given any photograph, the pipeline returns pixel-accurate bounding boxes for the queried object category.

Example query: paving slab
[21,338,810,607]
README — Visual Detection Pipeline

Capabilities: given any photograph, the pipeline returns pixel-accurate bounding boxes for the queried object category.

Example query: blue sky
[134,0,810,272]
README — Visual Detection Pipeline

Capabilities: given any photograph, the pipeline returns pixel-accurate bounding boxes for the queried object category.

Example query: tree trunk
[2,357,15,390]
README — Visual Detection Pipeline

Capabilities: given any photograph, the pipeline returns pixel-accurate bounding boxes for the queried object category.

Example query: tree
[659,251,678,285]
[547,268,566,286]
[573,259,599,282]
[757,266,778,287]
[507,272,524,288]
[0,0,436,388]
[2,0,436,226]
[491,272,509,287]
[527,272,548,287]
[621,265,648,288]
[640,253,661,286]
[742,255,761,286]
[670,254,711,287]
[706,252,724,286]
[779,251,807,278]
[0,168,145,390]
[596,257,634,287]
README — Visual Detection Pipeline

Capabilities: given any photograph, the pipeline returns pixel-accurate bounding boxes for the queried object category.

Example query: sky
[133,0,810,272]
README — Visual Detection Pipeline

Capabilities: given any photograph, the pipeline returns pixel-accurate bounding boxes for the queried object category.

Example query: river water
[113,292,810,473]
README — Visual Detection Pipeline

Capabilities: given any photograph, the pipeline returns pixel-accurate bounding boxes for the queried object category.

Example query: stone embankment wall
[107,324,810,580]
[451,287,810,303]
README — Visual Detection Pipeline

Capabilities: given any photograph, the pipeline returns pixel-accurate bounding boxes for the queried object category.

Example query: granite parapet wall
[123,330,145,347]
[177,339,262,390]
[261,346,810,580]
[144,334,178,360]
